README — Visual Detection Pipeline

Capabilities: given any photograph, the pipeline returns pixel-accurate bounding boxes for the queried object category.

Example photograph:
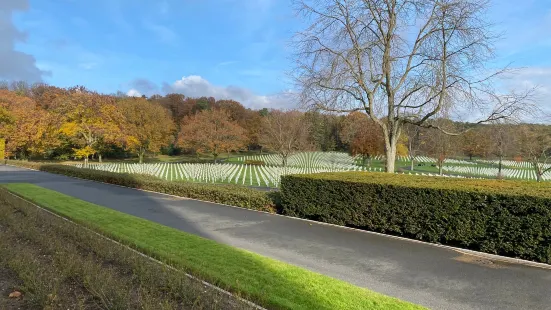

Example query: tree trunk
[439,163,443,176]
[410,158,414,171]
[282,155,288,167]
[498,155,503,178]
[384,140,397,173]
[534,162,543,182]
[98,154,102,163]
[213,154,218,164]
[84,156,89,166]
[138,152,144,164]
[362,156,367,167]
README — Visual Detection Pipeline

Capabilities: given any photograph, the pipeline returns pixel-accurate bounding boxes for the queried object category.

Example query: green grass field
[3,183,423,310]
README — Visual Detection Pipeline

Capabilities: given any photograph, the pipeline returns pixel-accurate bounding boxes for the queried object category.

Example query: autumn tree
[260,110,311,166]
[294,0,535,173]
[216,100,263,150]
[52,88,124,164]
[518,125,551,182]
[340,112,384,166]
[177,109,247,163]
[462,129,490,160]
[244,111,264,151]
[0,90,59,159]
[119,97,175,164]
[0,91,14,126]
[29,84,67,110]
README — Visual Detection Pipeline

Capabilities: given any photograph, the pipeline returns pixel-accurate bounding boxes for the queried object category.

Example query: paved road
[1,165,550,310]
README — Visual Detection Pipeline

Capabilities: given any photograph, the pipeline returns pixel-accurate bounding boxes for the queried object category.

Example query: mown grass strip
[0,188,254,310]
[3,183,423,310]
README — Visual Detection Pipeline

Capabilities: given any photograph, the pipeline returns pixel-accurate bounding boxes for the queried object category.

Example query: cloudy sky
[1,0,550,109]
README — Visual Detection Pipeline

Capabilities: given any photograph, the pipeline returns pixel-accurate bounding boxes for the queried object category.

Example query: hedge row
[280,172,551,264]
[6,160,275,213]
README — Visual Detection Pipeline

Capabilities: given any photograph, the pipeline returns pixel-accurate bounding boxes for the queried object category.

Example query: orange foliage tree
[177,109,247,163]
[216,100,262,149]
[119,97,175,164]
[0,90,59,158]
[340,112,384,166]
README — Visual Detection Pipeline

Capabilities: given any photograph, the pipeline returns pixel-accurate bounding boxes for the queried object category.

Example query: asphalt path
[1,165,550,310]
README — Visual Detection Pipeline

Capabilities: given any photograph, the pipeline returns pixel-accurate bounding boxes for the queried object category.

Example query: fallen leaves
[8,290,22,298]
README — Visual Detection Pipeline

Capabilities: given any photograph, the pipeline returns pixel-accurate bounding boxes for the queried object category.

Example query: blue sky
[2,0,551,109]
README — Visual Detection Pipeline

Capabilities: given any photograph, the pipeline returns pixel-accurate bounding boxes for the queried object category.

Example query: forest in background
[0,81,549,173]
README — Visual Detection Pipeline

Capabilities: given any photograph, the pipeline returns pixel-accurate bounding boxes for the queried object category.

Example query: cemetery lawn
[3,183,424,310]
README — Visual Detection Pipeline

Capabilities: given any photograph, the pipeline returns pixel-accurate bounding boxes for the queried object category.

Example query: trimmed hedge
[280,172,551,264]
[6,160,275,213]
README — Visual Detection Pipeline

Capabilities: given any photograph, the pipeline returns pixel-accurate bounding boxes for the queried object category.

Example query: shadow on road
[0,165,348,309]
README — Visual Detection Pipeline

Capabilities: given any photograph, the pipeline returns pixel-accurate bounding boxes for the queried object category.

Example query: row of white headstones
[72,161,495,187]
[239,153,476,167]
[73,162,384,187]
[442,165,551,181]
[71,151,550,184]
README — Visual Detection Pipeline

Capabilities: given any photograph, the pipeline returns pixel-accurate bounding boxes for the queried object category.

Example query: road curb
[5,163,551,271]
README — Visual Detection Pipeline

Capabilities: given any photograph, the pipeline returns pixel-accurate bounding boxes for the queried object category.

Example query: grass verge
[0,186,253,310]
[2,183,423,310]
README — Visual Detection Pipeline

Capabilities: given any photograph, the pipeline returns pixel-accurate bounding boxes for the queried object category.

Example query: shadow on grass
[0,177,420,310]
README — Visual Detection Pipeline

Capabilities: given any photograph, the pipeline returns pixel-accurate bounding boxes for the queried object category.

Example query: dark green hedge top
[286,172,551,199]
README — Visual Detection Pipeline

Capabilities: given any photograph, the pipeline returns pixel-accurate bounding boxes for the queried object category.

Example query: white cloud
[126,89,142,97]
[501,67,551,101]
[494,67,551,121]
[162,75,295,109]
[0,0,49,82]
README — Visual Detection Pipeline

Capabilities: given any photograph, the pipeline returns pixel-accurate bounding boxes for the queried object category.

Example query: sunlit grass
[3,183,424,310]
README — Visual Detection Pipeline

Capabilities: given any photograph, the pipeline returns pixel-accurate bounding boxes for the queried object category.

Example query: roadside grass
[0,187,254,310]
[2,183,424,310]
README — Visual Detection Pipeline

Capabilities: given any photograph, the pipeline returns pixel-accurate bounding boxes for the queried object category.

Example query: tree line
[0,81,549,178]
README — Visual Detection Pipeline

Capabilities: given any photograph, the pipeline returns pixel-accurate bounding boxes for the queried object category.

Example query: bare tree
[518,125,551,182]
[487,121,514,178]
[260,110,311,166]
[422,119,459,175]
[403,122,423,171]
[293,0,535,172]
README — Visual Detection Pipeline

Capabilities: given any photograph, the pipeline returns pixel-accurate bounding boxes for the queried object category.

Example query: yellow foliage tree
[53,88,124,164]
[73,146,96,164]
[119,97,175,163]
[0,138,5,161]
